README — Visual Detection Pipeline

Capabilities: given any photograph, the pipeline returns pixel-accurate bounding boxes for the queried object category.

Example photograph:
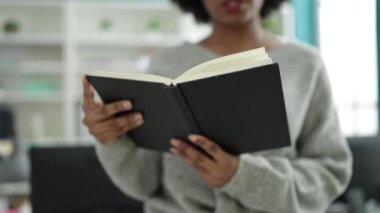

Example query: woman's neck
[200,20,279,56]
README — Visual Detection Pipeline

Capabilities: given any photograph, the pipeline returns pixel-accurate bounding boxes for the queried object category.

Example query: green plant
[147,18,161,32]
[99,18,112,31]
[2,19,20,33]
[261,13,282,35]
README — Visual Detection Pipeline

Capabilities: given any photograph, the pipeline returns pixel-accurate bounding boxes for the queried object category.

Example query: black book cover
[87,76,199,152]
[87,63,290,154]
[178,63,290,154]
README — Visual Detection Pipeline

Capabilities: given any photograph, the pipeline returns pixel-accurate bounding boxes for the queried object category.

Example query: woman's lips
[222,0,246,14]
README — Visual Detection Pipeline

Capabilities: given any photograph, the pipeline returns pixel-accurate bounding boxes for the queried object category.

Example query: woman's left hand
[170,134,239,188]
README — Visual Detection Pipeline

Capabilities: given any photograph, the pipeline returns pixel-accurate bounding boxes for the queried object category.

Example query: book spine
[164,86,201,135]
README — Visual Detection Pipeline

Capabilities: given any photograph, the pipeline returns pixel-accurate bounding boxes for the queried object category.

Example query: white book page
[173,58,273,85]
[176,47,267,80]
[87,47,270,87]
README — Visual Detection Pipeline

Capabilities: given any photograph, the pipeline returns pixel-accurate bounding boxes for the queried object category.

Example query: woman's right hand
[82,77,144,144]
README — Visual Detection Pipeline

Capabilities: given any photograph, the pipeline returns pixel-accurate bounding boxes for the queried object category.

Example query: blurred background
[0,0,378,213]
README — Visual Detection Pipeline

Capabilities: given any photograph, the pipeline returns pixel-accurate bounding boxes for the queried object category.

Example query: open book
[87,47,290,154]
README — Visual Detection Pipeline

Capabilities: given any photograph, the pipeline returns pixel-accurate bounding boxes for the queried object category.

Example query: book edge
[176,47,267,80]
[173,59,274,85]
[86,71,173,86]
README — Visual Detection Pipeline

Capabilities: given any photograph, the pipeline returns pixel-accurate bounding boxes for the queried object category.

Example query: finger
[82,76,97,109]
[89,101,132,122]
[170,139,215,169]
[188,134,223,161]
[91,113,144,135]
[94,115,143,144]
[91,101,133,122]
[170,147,209,175]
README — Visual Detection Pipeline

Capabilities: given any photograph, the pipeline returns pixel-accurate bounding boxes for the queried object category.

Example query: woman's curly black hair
[170,0,288,23]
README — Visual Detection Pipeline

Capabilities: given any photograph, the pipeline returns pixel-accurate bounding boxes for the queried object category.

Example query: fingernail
[123,101,132,110]
[170,139,180,147]
[134,113,142,121]
[135,119,144,126]
[188,134,197,142]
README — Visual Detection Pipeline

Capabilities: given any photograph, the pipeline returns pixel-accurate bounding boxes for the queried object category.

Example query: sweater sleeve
[95,135,162,201]
[216,65,353,213]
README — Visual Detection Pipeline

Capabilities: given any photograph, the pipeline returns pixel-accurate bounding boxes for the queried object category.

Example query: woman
[82,0,352,212]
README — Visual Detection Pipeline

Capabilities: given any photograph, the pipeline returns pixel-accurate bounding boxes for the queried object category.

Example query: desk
[0,182,29,197]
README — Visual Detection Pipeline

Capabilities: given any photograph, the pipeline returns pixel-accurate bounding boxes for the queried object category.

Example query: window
[318,0,378,136]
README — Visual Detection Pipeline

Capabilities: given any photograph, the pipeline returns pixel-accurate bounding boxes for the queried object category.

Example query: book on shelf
[87,47,290,154]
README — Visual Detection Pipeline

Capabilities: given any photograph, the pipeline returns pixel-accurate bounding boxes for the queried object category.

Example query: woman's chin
[217,15,255,27]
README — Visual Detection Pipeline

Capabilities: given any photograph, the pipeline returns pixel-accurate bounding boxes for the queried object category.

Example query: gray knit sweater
[95,41,352,213]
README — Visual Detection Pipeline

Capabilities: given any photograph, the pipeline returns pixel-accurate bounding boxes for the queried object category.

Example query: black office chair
[0,106,29,183]
[29,137,380,213]
[347,136,380,199]
[338,136,380,213]
[30,146,144,213]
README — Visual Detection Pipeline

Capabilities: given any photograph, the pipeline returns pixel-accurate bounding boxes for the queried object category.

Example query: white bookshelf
[0,0,204,146]
[77,34,183,47]
[0,94,63,104]
[0,33,62,46]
